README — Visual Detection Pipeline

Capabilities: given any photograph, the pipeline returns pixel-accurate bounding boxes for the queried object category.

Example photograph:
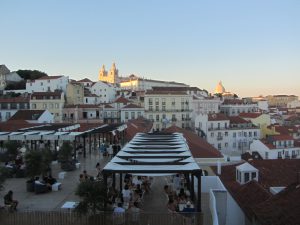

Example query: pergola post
[119,173,123,192]
[93,133,96,151]
[83,135,86,158]
[89,133,92,154]
[73,138,77,160]
[191,173,195,201]
[197,172,202,212]
[112,173,116,189]
[103,173,108,209]
[98,133,101,150]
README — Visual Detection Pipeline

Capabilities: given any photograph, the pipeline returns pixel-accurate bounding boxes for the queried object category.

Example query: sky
[0,0,299,97]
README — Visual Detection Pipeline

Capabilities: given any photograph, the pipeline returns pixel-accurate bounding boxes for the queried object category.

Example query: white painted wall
[26,76,69,93]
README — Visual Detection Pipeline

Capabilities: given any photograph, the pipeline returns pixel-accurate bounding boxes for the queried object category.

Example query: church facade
[98,63,119,84]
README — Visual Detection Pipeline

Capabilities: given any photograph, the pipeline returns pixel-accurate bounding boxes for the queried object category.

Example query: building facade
[26,75,69,93]
[89,81,117,103]
[220,99,259,116]
[0,96,30,121]
[66,82,85,105]
[144,90,193,131]
[196,113,260,153]
[30,91,65,122]
[98,63,119,84]
[266,95,299,107]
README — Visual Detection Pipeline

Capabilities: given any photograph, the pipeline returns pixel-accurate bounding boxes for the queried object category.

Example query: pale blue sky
[0,0,299,97]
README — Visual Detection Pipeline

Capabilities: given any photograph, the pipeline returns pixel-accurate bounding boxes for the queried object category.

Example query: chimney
[217,160,221,175]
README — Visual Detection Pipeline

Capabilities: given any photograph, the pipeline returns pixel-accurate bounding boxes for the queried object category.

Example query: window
[218,143,221,150]
[244,172,250,183]
[278,151,282,158]
[251,172,257,179]
[254,132,257,137]
[249,132,252,137]
[156,114,159,122]
[55,103,59,108]
[131,112,135,119]
[137,112,141,117]
[155,105,159,111]
[233,142,236,148]
[211,132,214,137]
[41,82,43,86]
[149,115,153,121]
[32,103,36,109]
[225,143,228,147]
[225,132,228,136]
[149,105,153,111]
[43,104,47,109]
[233,132,236,138]
[125,112,128,119]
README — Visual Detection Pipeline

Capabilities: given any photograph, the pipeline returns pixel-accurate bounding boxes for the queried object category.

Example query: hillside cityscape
[0,63,299,225]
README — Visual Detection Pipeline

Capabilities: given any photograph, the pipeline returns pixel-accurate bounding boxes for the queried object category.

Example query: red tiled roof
[36,76,63,80]
[145,90,187,95]
[151,86,201,92]
[0,96,29,103]
[233,181,272,219]
[122,103,143,109]
[77,78,92,82]
[125,118,153,141]
[239,112,262,118]
[270,135,294,141]
[229,116,249,124]
[208,113,229,121]
[64,104,100,109]
[31,91,62,99]
[114,96,130,104]
[212,159,300,222]
[8,110,46,121]
[104,104,114,109]
[76,123,104,132]
[0,121,39,132]
[253,183,300,225]
[222,99,244,105]
[163,126,223,158]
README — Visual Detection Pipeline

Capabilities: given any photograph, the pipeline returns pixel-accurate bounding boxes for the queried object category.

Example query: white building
[120,103,144,123]
[26,75,69,93]
[144,89,193,131]
[192,96,221,115]
[220,99,258,116]
[250,135,300,159]
[76,78,94,88]
[0,96,30,121]
[89,81,117,103]
[287,100,300,108]
[120,74,188,91]
[196,113,260,153]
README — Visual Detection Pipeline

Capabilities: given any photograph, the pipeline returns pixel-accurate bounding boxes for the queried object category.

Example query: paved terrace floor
[1,150,212,224]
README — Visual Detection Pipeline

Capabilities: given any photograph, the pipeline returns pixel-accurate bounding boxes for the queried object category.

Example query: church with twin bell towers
[98,62,119,84]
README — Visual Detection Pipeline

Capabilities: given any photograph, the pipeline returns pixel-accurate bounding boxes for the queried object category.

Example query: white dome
[215,81,225,94]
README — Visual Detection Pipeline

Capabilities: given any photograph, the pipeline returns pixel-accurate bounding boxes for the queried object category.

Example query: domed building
[215,81,225,94]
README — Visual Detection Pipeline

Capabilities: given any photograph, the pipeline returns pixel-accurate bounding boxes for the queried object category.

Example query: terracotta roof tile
[114,96,130,103]
[229,116,249,124]
[208,113,229,121]
[163,126,223,158]
[122,103,143,109]
[239,112,262,118]
[0,96,29,103]
[8,110,46,121]
[125,118,153,141]
[145,90,187,95]
[253,183,300,225]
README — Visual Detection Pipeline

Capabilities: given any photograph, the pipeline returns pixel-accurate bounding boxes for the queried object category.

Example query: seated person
[46,175,57,185]
[131,190,142,205]
[35,177,51,191]
[135,184,143,197]
[4,190,18,210]
[79,174,86,182]
[178,188,187,199]
[182,201,195,213]
[167,199,177,213]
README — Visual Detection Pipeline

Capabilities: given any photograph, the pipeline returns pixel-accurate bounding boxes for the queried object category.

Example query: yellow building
[98,63,118,84]
[239,113,271,138]
[66,82,84,105]
[266,95,298,107]
[30,91,65,122]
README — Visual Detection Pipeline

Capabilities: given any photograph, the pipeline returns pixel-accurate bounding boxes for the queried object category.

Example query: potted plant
[58,142,76,171]
[74,180,108,224]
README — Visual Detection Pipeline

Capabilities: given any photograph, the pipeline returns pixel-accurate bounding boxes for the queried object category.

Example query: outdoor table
[61,201,78,210]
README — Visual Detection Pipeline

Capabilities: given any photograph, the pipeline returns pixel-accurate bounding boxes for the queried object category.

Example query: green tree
[74,180,108,215]
[25,148,52,179]
[4,141,21,161]
[16,70,47,80]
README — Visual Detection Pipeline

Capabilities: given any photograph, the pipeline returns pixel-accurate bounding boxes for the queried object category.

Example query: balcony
[217,136,223,140]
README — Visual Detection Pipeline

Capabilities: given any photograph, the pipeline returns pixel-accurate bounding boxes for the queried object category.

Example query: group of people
[99,143,121,158]
[164,174,195,213]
